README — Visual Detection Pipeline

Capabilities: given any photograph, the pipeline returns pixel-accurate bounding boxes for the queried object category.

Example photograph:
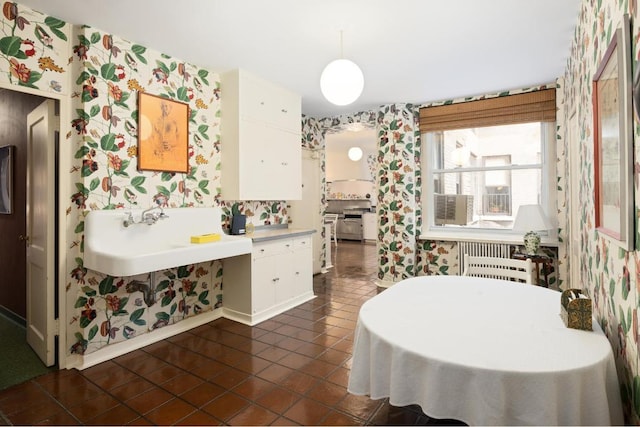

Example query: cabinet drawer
[253,239,294,258]
[293,236,312,250]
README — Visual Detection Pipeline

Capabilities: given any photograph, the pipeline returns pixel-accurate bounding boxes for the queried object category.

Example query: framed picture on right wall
[593,13,634,251]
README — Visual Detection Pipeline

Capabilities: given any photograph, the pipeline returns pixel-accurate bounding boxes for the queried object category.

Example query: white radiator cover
[458,241,511,275]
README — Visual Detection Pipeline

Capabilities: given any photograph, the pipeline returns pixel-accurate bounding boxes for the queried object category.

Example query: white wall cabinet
[221,68,302,200]
[363,212,377,241]
[223,234,314,325]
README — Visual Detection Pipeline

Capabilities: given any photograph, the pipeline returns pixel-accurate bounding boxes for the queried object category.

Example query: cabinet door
[274,250,296,303]
[239,71,301,134]
[272,130,301,200]
[252,255,277,314]
[292,237,313,299]
[263,88,301,133]
[241,120,301,200]
[241,120,280,200]
[238,71,269,122]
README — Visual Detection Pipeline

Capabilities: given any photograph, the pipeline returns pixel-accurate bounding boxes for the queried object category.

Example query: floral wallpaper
[562,0,640,422]
[300,115,327,270]
[374,105,420,283]
[416,240,458,276]
[0,2,69,95]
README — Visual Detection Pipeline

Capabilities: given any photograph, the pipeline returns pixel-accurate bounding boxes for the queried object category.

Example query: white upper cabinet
[221,68,302,200]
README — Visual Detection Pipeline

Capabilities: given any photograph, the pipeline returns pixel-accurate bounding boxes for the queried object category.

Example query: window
[483,155,511,215]
[419,89,557,240]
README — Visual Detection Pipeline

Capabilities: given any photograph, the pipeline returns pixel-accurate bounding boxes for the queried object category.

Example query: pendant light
[320,31,364,106]
[348,146,363,161]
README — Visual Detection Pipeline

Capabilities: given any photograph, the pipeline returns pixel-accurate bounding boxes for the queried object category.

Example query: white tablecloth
[348,276,623,426]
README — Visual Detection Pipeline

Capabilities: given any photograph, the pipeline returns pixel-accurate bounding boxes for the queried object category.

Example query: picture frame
[0,145,13,214]
[137,92,189,173]
[593,14,634,251]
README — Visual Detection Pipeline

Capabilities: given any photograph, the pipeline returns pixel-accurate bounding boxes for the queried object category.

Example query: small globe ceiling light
[348,146,363,161]
[320,31,364,106]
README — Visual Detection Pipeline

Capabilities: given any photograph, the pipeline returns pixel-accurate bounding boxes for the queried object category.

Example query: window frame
[420,121,558,244]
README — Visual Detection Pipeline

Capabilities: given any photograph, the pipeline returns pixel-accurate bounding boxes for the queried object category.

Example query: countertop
[247,227,316,243]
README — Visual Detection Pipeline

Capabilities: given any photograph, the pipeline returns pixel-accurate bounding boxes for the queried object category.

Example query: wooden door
[26,100,57,366]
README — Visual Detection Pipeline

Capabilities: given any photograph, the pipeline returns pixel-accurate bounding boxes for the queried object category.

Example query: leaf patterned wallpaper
[0,2,69,94]
[563,0,640,422]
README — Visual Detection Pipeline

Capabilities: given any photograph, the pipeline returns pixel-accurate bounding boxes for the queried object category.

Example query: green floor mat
[0,314,55,390]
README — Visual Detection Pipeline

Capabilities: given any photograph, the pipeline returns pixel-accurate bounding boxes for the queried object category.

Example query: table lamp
[513,204,552,254]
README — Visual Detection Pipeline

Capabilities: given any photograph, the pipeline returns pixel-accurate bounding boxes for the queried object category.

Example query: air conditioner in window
[434,194,473,225]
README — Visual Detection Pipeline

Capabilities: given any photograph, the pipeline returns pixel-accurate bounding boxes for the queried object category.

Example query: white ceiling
[17,0,580,119]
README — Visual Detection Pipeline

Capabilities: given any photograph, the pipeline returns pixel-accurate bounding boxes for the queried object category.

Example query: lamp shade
[320,58,364,106]
[513,204,552,232]
[348,146,363,161]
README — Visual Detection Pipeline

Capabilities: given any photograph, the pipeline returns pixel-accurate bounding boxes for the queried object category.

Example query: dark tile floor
[0,241,461,426]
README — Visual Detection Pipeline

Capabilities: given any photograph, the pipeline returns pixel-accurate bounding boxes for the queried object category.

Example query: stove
[326,200,372,242]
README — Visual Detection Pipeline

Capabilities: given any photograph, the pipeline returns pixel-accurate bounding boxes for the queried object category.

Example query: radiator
[458,241,511,275]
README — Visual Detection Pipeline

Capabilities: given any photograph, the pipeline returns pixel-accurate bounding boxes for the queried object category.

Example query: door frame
[0,81,71,370]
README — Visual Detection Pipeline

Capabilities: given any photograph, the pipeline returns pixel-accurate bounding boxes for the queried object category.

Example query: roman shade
[419,88,557,132]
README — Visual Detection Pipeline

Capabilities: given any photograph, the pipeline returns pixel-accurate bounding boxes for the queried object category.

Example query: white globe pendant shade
[320,58,364,106]
[348,146,363,161]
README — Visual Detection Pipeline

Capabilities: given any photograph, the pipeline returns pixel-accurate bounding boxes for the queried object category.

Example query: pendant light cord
[340,30,344,59]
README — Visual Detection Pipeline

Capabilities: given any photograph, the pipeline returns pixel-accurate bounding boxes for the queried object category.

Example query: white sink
[84,207,252,277]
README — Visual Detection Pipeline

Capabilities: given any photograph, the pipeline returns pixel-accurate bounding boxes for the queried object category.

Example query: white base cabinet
[223,234,314,325]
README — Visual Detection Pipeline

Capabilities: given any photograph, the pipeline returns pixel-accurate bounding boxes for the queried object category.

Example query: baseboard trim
[73,309,224,370]
[0,306,26,327]
[224,293,316,326]
[374,278,397,289]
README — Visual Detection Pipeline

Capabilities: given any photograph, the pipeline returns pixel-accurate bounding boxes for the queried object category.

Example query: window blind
[419,88,556,132]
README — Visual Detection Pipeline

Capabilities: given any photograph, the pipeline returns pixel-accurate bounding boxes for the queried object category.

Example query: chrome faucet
[123,206,169,227]
[141,206,169,225]
[123,212,135,227]
[142,206,160,224]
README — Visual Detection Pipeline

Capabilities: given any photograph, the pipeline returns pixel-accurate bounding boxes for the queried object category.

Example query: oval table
[347,276,623,426]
